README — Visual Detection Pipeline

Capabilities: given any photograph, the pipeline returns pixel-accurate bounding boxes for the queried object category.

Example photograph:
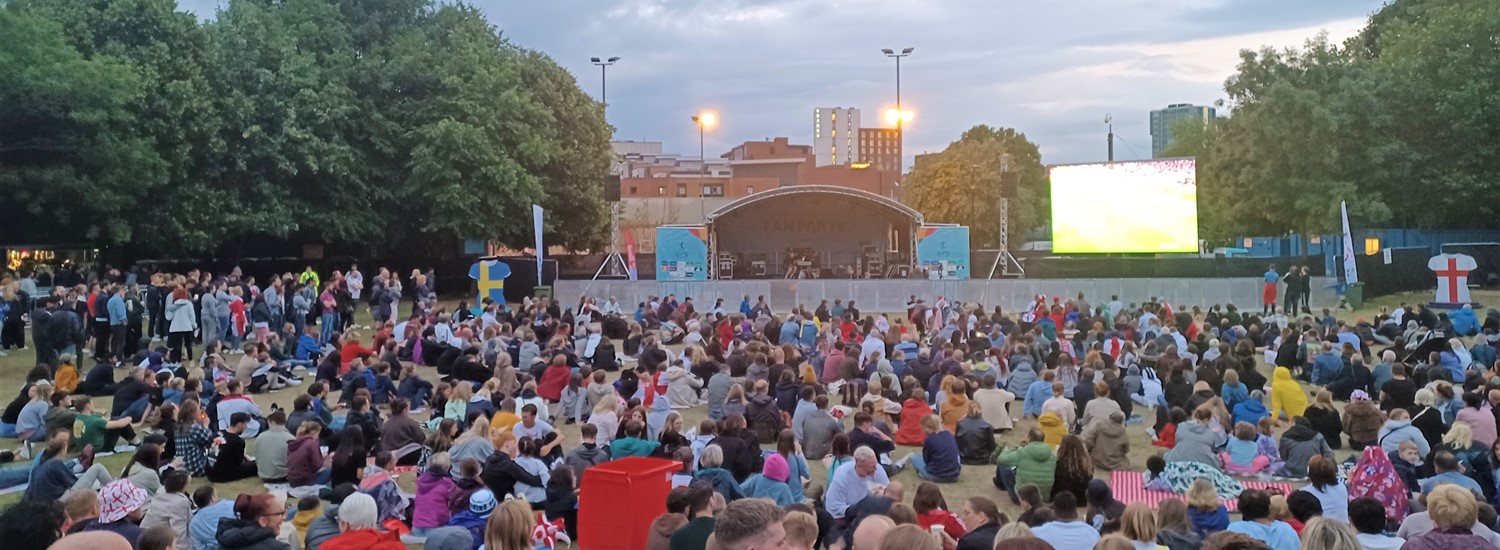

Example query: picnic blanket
[1109,470,1295,512]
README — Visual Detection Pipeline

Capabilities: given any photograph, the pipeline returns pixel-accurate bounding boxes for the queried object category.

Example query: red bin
[578,457,680,550]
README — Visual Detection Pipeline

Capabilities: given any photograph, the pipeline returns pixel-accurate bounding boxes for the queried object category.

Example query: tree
[902,125,1048,248]
[0,10,163,245]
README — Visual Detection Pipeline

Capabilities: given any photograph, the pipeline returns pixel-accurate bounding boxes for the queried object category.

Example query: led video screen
[1048,158,1198,254]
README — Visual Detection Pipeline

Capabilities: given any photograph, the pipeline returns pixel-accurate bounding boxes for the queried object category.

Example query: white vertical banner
[532,204,545,283]
[1340,201,1359,284]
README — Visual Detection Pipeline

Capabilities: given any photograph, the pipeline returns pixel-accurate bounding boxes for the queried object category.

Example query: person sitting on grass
[904,414,961,483]
[207,412,258,482]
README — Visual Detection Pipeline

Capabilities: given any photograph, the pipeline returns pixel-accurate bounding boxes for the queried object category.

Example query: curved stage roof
[705,185,923,225]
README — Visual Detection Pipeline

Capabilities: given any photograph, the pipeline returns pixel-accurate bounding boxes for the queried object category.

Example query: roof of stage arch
[704,185,924,224]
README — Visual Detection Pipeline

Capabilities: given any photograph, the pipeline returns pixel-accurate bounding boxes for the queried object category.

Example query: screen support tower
[590,202,629,281]
[986,153,1024,281]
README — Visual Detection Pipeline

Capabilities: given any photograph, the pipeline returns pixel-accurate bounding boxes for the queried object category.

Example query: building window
[702,185,723,197]
[676,183,687,197]
[656,186,665,196]
[1365,237,1380,256]
[629,186,637,195]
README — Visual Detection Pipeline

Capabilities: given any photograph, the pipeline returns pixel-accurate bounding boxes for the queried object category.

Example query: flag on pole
[1340,201,1359,284]
[532,205,545,283]
[624,230,639,281]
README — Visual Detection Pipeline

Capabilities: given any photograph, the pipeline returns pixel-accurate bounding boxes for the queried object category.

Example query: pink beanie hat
[762,453,790,483]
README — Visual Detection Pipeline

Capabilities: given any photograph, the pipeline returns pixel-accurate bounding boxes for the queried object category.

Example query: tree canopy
[0,0,611,255]
[1167,0,1500,240]
[901,125,1049,248]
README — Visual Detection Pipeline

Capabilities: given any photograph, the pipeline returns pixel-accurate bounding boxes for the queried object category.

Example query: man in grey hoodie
[1163,409,1227,466]
[705,363,733,420]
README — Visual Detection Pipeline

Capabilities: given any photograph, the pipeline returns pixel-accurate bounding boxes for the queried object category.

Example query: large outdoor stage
[653,186,971,281]
[559,277,1341,313]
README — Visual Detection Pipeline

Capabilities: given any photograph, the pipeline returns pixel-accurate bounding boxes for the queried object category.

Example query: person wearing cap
[83,479,148,548]
[447,488,497,549]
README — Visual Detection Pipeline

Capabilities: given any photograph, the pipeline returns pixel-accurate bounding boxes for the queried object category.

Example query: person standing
[346,265,364,324]
[1262,265,1279,316]
[1281,266,1301,317]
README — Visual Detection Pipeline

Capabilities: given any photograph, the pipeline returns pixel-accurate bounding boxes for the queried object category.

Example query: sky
[178,0,1390,166]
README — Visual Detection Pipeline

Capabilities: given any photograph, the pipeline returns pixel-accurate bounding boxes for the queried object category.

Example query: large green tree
[1170,0,1500,239]
[902,125,1049,248]
[0,0,611,255]
[0,10,163,244]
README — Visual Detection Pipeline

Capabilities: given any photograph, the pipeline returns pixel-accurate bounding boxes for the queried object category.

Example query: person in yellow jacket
[1038,411,1068,449]
[298,266,321,293]
[1270,366,1308,421]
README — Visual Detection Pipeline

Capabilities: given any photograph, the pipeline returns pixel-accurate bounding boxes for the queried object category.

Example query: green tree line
[0,0,611,255]
[1167,0,1500,241]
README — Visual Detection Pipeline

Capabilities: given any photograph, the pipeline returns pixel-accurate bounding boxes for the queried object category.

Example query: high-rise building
[858,127,902,174]
[1149,103,1215,158]
[814,107,860,167]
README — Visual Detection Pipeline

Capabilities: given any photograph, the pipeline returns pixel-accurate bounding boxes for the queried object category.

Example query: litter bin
[1346,282,1364,310]
[578,457,679,550]
[533,285,552,300]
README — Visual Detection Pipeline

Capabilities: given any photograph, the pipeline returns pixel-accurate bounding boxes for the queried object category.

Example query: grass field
[0,288,1488,517]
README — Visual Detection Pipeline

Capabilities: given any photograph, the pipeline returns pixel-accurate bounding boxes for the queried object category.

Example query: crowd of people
[4,262,1500,550]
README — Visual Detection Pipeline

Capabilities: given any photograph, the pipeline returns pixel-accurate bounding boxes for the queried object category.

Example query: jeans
[993,464,1019,501]
[110,325,127,360]
[320,313,337,345]
[292,313,307,344]
[118,396,151,423]
[0,423,15,438]
[910,455,959,483]
[0,463,32,489]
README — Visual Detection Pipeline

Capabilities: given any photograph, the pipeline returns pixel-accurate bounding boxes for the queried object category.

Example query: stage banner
[917,225,971,280]
[656,226,709,281]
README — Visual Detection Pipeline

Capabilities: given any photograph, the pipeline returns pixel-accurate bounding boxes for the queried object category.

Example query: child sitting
[1144,455,1171,492]
[1220,421,1270,475]
[369,363,396,405]
[1152,407,1186,448]
[1256,416,1286,473]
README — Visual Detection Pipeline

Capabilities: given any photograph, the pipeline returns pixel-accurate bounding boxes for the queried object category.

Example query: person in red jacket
[537,354,571,402]
[896,388,935,446]
[317,493,406,550]
[339,332,375,376]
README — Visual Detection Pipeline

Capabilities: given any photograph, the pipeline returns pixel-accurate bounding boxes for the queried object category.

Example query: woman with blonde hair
[1186,478,1228,536]
[483,498,535,550]
[492,354,519,396]
[994,521,1035,542]
[1431,420,1495,501]
[587,392,620,446]
[939,375,971,433]
[1297,516,1360,550]
[1118,502,1159,550]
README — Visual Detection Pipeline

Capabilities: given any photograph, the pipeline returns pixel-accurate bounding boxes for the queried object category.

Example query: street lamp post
[692,112,717,217]
[589,57,620,115]
[881,47,914,197]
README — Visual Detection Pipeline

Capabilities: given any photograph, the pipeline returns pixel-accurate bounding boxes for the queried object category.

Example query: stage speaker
[1000,172,1019,198]
[603,175,621,202]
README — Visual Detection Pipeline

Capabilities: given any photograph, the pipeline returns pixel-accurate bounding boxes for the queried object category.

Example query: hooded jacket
[1084,419,1130,470]
[896,399,934,446]
[303,505,341,550]
[1038,413,1068,448]
[1164,420,1224,466]
[1231,399,1269,427]
[693,467,744,501]
[996,441,1057,496]
[1270,367,1307,419]
[1274,421,1334,478]
[745,393,782,442]
[646,513,688,550]
[563,442,611,479]
[216,518,290,550]
[285,436,323,488]
[414,470,457,529]
[1342,400,1384,445]
[481,452,543,498]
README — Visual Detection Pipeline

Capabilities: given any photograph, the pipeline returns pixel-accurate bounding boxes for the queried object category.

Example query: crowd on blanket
[7,263,1500,550]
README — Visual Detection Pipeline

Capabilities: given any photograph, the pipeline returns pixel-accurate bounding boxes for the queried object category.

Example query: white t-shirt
[513,419,554,441]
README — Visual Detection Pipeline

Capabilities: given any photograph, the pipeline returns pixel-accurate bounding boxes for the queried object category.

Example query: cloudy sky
[180,0,1388,165]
